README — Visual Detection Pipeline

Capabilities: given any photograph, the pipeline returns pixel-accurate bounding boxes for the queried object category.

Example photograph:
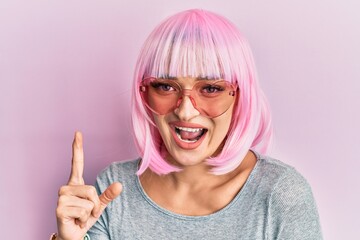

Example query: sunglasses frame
[139,77,238,118]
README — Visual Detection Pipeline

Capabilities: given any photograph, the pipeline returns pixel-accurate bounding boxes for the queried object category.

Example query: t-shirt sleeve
[266,168,323,240]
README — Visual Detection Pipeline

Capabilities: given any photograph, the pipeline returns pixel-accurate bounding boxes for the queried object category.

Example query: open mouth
[174,126,208,143]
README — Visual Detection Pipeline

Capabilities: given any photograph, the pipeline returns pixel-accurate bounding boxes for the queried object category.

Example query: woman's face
[152,76,235,168]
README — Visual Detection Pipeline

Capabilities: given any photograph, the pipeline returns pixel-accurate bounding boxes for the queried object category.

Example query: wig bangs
[142,11,237,83]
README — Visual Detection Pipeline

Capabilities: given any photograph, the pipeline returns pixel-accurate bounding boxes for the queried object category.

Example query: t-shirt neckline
[135,150,261,220]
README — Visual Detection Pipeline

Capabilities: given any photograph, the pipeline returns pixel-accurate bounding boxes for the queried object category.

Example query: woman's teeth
[175,126,203,132]
[174,126,206,143]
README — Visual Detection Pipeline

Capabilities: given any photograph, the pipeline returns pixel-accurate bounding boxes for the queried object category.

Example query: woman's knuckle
[58,186,67,196]
[55,207,64,218]
[87,200,95,210]
[87,185,97,196]
[79,208,88,218]
[57,195,65,205]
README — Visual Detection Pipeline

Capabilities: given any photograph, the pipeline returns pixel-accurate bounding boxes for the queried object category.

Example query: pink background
[1,0,359,239]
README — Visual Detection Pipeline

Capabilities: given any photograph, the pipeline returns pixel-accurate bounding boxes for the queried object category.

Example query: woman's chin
[166,151,209,168]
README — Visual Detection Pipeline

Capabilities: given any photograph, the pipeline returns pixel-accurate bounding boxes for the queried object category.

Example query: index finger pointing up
[68,131,85,185]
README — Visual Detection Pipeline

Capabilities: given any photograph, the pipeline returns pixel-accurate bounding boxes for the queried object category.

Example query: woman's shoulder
[253,152,316,209]
[107,158,141,173]
[95,158,140,186]
[251,153,322,238]
[253,152,307,185]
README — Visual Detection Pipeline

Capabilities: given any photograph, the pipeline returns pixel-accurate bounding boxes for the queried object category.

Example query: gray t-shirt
[88,153,322,239]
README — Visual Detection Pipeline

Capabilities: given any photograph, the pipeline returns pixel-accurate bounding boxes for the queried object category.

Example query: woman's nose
[173,95,200,121]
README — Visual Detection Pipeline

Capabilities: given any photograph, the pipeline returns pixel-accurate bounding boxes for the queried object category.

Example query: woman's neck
[139,150,257,216]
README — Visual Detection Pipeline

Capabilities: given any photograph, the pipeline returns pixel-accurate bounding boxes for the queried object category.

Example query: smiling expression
[152,76,236,168]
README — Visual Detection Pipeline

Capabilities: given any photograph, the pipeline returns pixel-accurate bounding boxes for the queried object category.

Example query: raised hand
[56,132,122,240]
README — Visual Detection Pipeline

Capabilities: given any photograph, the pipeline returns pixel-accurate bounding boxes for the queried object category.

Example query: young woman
[54,9,322,240]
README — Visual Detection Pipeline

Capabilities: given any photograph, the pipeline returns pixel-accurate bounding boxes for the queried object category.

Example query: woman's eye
[159,84,173,91]
[151,82,176,92]
[202,85,224,93]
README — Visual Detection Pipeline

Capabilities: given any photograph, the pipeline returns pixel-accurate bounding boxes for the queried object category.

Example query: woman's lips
[169,121,207,150]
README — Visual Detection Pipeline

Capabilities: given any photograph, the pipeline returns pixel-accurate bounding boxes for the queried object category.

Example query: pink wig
[131,9,272,175]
